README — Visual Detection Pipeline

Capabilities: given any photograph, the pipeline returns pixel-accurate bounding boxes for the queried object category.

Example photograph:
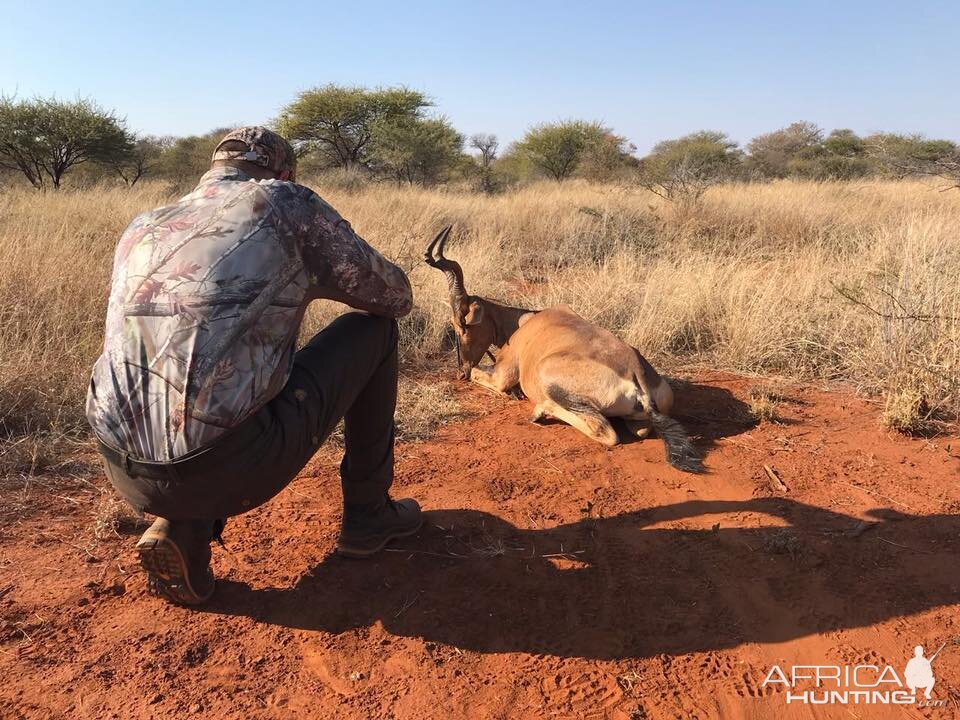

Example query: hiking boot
[336,496,423,558]
[136,518,216,605]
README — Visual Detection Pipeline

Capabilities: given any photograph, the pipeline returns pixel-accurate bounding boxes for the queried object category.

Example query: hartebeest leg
[469,343,519,397]
[536,398,619,447]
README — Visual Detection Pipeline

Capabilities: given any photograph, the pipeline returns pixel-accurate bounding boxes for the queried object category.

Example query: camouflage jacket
[86,166,412,462]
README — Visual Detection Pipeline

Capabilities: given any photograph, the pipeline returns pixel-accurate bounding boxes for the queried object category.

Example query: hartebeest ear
[464,301,485,326]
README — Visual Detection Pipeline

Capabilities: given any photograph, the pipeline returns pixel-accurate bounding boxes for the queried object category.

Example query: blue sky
[2,0,957,153]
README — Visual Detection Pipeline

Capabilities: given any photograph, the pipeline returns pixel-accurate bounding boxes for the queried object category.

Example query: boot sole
[335,519,424,558]
[136,534,214,606]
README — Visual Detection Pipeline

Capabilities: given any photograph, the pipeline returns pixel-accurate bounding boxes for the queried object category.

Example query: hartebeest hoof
[529,405,548,424]
[624,418,652,440]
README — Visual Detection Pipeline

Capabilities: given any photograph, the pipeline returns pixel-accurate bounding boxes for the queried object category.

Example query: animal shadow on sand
[207,499,958,661]
[492,379,758,458]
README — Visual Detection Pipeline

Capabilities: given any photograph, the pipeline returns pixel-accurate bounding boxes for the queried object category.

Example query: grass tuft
[396,378,469,442]
[881,385,931,435]
[747,384,790,424]
[92,488,147,540]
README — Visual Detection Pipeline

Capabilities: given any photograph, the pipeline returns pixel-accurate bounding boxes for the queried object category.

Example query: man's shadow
[205,499,958,660]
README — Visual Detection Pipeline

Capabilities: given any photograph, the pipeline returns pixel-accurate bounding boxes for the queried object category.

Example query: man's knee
[297,312,398,386]
[325,311,397,353]
[360,313,398,348]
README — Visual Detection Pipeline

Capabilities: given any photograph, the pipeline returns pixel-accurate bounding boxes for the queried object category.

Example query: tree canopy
[107,135,172,186]
[865,133,959,187]
[470,133,499,192]
[1,88,958,192]
[639,131,742,202]
[151,127,233,189]
[276,85,430,170]
[515,121,616,181]
[0,96,132,189]
[368,116,464,185]
[746,121,822,179]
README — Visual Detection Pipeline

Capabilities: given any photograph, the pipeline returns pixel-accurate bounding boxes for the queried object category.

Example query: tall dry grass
[1,178,957,473]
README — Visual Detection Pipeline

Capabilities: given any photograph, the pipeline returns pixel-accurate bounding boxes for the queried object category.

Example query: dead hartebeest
[424,226,702,472]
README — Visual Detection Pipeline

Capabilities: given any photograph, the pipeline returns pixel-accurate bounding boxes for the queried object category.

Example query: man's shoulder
[124,202,177,231]
[258,178,318,202]
[258,180,341,227]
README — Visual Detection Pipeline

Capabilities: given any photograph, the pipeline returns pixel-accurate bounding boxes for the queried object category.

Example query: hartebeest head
[424,225,534,379]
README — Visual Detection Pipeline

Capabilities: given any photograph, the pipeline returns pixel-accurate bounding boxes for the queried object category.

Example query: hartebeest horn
[424,225,468,315]
[423,225,450,265]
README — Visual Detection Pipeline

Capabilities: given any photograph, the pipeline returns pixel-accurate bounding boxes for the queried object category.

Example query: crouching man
[86,127,421,605]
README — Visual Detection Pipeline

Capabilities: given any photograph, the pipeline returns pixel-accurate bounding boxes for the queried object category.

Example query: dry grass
[1,177,957,475]
[92,487,147,540]
[746,381,795,424]
[395,378,469,442]
[881,386,932,434]
[747,389,781,424]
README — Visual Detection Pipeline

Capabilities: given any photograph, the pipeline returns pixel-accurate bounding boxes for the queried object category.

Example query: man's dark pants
[100,312,399,523]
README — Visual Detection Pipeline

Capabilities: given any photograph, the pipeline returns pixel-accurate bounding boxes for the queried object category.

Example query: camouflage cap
[212,126,296,177]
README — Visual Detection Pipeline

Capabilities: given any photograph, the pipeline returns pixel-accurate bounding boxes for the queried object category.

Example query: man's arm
[274,183,413,318]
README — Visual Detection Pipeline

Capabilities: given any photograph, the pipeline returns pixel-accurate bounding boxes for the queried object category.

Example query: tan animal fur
[424,226,702,472]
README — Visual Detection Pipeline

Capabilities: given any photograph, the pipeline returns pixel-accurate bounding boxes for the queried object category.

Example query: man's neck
[199,165,253,183]
[213,160,280,181]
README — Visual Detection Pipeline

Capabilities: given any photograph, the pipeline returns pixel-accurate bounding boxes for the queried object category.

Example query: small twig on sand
[763,465,788,493]
[14,624,33,644]
[384,544,585,561]
[835,481,918,514]
[285,487,322,502]
[60,541,100,562]
[394,591,422,618]
[384,548,467,559]
[878,537,931,554]
[720,437,761,452]
[847,521,877,538]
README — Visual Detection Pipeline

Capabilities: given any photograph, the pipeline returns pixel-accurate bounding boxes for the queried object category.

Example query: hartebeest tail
[424,227,703,473]
[544,375,702,473]
[638,397,704,473]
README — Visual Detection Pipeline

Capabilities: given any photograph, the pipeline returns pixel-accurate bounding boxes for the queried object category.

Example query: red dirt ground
[2,371,958,719]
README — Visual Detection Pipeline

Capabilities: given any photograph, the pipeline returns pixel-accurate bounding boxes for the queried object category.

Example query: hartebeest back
[424,226,702,473]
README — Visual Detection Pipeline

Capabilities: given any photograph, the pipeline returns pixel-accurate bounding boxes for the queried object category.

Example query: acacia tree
[0,96,131,189]
[578,131,637,182]
[516,121,611,181]
[107,135,172,186]
[153,127,233,189]
[368,116,464,185]
[470,133,499,192]
[276,84,429,170]
[785,128,871,180]
[639,131,742,203]
[746,121,822,179]
[866,133,959,188]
